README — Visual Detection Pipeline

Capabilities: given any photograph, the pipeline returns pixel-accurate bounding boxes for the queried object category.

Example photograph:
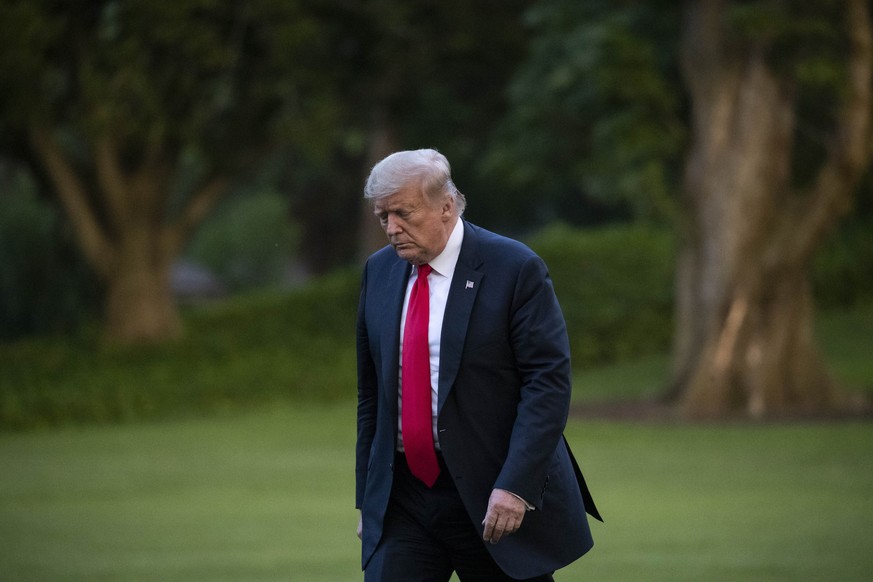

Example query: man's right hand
[482,488,527,544]
[357,511,363,539]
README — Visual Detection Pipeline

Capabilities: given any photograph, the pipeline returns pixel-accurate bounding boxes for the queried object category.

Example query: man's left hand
[482,488,527,544]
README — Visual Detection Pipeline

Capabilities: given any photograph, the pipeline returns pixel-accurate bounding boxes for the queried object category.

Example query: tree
[0,0,336,343]
[496,0,871,417]
[483,0,685,230]
[671,0,873,417]
[293,0,531,265]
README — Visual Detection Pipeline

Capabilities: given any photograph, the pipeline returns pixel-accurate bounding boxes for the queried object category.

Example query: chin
[394,247,422,264]
[401,255,424,265]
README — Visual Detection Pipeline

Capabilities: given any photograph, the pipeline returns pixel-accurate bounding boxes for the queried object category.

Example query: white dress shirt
[397,218,464,452]
[394,218,534,509]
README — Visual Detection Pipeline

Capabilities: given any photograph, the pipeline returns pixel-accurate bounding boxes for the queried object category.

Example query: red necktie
[402,264,440,487]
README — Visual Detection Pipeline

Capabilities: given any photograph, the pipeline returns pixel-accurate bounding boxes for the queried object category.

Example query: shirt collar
[425,218,463,278]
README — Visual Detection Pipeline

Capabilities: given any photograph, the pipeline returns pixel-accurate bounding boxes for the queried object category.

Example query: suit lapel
[381,257,411,415]
[438,221,483,414]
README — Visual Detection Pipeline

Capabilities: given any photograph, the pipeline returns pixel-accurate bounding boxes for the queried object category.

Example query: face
[373,184,456,265]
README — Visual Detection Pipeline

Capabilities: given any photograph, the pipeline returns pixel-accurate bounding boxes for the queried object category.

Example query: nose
[385,215,402,236]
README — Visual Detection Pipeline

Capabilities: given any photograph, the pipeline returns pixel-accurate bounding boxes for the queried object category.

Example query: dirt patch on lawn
[569,398,873,423]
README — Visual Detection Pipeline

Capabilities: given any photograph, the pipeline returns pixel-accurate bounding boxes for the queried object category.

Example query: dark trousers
[364,453,554,582]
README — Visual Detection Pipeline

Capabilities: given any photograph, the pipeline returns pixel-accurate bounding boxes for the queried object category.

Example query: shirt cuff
[506,491,535,511]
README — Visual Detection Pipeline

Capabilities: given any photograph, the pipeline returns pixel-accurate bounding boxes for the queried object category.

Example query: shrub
[0,225,679,429]
[6,219,869,430]
[812,217,873,308]
[0,269,360,430]
[185,190,300,291]
[0,171,98,339]
[528,223,676,366]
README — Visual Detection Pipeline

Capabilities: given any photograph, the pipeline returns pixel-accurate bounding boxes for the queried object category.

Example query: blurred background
[1,0,872,580]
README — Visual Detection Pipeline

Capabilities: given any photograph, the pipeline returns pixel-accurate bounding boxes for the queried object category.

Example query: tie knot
[418,264,432,278]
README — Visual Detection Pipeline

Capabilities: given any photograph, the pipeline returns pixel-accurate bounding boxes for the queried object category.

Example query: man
[356,149,600,581]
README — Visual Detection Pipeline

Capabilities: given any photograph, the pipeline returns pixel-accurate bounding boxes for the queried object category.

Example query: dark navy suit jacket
[356,220,600,579]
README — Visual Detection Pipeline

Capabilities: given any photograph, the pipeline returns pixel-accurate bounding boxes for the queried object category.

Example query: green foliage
[529,224,676,365]
[482,0,685,227]
[0,168,98,338]
[0,0,338,158]
[725,0,853,189]
[185,190,300,291]
[3,222,871,429]
[285,0,531,267]
[0,0,350,343]
[813,216,873,308]
[814,303,873,394]
[1,225,677,428]
[0,269,360,430]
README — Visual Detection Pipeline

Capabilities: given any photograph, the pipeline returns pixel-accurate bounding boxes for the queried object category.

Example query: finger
[482,513,496,542]
[489,521,504,544]
[482,505,509,543]
[507,511,524,533]
[502,516,517,536]
[490,513,512,544]
[492,513,525,543]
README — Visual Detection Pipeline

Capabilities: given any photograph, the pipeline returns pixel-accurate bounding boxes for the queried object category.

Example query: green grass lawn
[2,402,872,581]
[0,404,360,582]
[1,303,870,580]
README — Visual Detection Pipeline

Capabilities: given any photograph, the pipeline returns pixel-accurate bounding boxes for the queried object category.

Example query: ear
[441,196,455,221]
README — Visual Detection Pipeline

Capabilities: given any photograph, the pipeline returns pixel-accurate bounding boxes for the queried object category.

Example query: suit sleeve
[493,255,572,508]
[355,263,377,509]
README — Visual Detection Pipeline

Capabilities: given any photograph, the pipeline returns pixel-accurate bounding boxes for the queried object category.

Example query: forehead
[373,184,427,211]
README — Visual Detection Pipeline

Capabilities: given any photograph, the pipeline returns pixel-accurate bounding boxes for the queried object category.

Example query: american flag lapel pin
[465,280,474,289]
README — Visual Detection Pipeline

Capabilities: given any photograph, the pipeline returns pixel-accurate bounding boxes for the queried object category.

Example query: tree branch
[791,0,873,262]
[131,141,173,229]
[29,127,115,278]
[93,134,129,231]
[161,175,229,260]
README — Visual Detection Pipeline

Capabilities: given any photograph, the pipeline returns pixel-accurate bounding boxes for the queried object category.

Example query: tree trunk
[677,271,840,418]
[670,0,873,418]
[357,104,399,263]
[30,129,226,344]
[104,245,181,343]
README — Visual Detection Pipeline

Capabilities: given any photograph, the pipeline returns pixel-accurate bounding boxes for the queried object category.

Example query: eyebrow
[375,201,417,214]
